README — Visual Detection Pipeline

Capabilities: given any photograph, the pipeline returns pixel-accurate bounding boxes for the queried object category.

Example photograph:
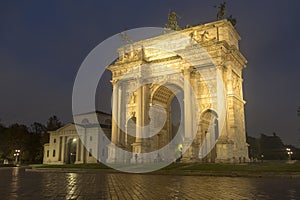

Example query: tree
[46,115,63,131]
[8,119,61,164]
[30,122,48,144]
[0,123,44,163]
[3,124,30,160]
[29,122,48,162]
[25,131,42,163]
[0,121,7,159]
[0,116,64,164]
[30,122,47,135]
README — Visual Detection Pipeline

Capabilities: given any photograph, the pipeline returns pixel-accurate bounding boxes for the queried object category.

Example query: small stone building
[43,111,111,164]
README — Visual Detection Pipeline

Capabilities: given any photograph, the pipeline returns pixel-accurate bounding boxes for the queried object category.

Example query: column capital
[181,66,193,76]
[110,79,118,86]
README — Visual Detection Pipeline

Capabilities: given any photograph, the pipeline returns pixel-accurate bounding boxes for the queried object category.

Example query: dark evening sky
[0,1,299,146]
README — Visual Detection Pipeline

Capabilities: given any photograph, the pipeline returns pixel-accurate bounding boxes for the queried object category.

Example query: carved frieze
[198,80,217,97]
[190,30,216,44]
[232,72,241,97]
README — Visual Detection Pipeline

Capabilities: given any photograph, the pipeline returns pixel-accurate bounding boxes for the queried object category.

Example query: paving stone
[0,167,300,199]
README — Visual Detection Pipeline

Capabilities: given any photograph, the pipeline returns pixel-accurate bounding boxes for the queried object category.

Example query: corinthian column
[131,84,150,163]
[135,86,142,143]
[107,79,119,163]
[117,83,126,147]
[111,79,119,144]
[184,67,193,139]
[182,67,194,161]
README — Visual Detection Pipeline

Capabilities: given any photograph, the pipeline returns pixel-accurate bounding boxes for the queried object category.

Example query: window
[47,150,49,157]
[89,148,92,157]
[81,118,89,124]
[105,119,112,128]
[105,119,112,125]
[54,138,56,143]
[90,136,92,141]
[53,150,56,157]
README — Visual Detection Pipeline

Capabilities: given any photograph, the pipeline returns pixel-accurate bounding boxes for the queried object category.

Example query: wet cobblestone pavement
[0,167,300,199]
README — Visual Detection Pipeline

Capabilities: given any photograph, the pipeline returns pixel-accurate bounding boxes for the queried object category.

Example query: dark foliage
[248,133,300,160]
[0,116,63,164]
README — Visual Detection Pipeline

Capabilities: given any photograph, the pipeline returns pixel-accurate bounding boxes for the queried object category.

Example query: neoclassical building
[43,111,111,164]
[106,19,249,163]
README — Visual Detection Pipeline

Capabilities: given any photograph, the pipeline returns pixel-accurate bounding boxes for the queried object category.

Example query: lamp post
[286,148,293,160]
[13,149,21,166]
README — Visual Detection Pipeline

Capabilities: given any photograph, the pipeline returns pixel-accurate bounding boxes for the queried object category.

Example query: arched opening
[81,118,89,124]
[121,83,184,159]
[124,117,137,162]
[126,117,136,149]
[171,91,183,140]
[198,110,219,162]
[149,84,183,155]
[67,138,77,164]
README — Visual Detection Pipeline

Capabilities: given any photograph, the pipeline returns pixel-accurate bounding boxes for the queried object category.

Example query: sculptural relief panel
[232,71,241,97]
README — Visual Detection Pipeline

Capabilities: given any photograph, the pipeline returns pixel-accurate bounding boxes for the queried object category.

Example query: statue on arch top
[120,30,133,44]
[216,2,226,20]
[227,15,237,26]
[165,10,181,31]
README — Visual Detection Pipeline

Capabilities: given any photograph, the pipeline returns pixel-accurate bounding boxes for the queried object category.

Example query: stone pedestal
[181,139,196,162]
[214,142,232,163]
[130,141,152,163]
[106,143,126,163]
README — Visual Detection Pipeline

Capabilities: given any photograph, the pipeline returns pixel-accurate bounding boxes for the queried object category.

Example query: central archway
[146,84,184,160]
[117,83,185,162]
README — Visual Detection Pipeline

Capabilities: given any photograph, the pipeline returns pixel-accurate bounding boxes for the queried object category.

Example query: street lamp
[286,148,293,160]
[13,149,21,166]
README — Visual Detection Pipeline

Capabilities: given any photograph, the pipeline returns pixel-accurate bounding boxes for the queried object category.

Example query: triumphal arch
[106,19,249,164]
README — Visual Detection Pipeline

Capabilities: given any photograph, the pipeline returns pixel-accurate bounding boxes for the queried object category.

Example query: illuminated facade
[107,19,249,163]
[43,112,111,164]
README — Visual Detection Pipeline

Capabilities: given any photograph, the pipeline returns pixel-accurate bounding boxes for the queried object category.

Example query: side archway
[197,109,219,162]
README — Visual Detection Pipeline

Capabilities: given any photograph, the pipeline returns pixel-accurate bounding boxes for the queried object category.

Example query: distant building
[43,111,111,164]
[247,133,296,160]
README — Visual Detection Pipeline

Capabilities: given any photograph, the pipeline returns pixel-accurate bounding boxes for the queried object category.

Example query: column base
[129,141,154,163]
[106,143,121,163]
[181,139,197,163]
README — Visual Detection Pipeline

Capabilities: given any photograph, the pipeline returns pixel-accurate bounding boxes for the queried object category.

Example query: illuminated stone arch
[106,20,249,164]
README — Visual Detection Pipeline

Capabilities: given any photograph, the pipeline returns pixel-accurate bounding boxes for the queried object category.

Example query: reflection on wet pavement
[0,167,299,199]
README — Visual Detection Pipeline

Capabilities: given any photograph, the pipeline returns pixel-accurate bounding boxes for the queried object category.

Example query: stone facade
[43,112,111,164]
[107,19,249,163]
